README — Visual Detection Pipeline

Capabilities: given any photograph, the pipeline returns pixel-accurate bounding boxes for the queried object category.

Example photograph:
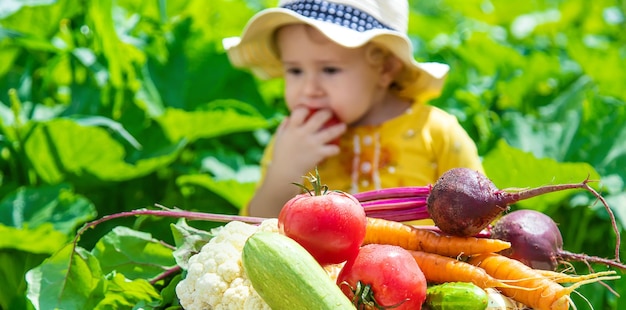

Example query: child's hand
[271,106,346,178]
[304,108,342,145]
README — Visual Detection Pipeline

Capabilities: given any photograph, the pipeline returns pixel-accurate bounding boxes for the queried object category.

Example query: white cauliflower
[176,219,278,310]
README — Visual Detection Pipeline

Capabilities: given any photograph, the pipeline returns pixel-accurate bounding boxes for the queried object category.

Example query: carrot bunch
[363,217,620,310]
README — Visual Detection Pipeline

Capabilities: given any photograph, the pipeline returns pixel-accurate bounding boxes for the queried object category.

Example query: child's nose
[302,75,323,97]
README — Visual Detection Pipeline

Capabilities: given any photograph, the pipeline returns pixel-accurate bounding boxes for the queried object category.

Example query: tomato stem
[341,280,408,310]
[292,167,329,196]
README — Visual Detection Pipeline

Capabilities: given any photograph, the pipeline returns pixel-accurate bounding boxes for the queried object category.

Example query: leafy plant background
[0,0,624,309]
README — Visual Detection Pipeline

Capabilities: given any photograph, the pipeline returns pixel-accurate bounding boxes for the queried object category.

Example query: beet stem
[501,182,590,204]
[360,197,427,211]
[73,206,267,245]
[504,178,621,262]
[583,182,621,262]
[353,186,431,202]
[366,207,430,222]
[558,249,626,271]
[150,265,182,285]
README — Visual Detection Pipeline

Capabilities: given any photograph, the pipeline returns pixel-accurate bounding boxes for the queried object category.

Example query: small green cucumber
[242,232,354,310]
[425,282,489,310]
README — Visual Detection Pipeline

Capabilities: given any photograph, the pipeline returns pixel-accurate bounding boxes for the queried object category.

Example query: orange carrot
[363,217,511,257]
[468,253,620,310]
[408,250,519,289]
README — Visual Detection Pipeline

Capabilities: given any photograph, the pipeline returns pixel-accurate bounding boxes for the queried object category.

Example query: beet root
[492,209,626,271]
[427,168,507,237]
[491,210,563,270]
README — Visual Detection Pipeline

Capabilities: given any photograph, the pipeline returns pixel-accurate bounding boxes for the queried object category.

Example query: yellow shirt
[243,101,484,218]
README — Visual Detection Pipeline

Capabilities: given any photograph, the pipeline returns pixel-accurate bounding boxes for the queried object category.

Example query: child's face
[276,24,389,124]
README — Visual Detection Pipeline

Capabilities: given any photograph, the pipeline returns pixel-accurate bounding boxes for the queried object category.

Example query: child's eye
[285,67,302,75]
[323,67,340,74]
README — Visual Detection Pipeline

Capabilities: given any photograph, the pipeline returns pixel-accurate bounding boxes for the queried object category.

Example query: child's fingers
[318,122,346,144]
[319,143,341,158]
[302,108,335,129]
[288,106,310,124]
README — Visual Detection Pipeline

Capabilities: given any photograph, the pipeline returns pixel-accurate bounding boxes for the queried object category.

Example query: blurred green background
[1,0,624,309]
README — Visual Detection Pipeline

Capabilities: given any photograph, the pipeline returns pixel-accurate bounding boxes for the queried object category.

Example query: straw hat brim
[223,8,450,100]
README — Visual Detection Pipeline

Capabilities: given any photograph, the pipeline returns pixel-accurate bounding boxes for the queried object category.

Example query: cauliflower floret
[176,219,278,310]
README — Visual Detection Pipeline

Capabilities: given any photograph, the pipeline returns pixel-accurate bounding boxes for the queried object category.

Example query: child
[223,0,484,218]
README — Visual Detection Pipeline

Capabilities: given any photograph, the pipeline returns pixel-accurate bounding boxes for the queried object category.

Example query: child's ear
[379,56,403,88]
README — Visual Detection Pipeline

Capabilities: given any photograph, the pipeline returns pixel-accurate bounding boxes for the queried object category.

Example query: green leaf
[0,249,48,310]
[23,119,182,184]
[66,115,143,150]
[94,272,161,310]
[170,219,213,269]
[87,0,144,90]
[200,156,260,183]
[500,76,591,161]
[483,140,601,212]
[156,274,182,308]
[0,183,96,235]
[568,35,626,102]
[0,42,21,78]
[185,0,258,44]
[0,0,54,20]
[494,51,565,111]
[176,174,256,210]
[26,244,106,310]
[156,107,269,143]
[91,226,176,281]
[0,223,67,254]
[594,107,626,170]
[454,32,526,77]
[0,0,79,34]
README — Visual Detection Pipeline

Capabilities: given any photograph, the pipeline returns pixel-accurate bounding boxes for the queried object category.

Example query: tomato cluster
[278,177,427,309]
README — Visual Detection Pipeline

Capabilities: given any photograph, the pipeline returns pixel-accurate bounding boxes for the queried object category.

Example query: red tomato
[337,244,427,310]
[305,108,341,145]
[278,190,366,265]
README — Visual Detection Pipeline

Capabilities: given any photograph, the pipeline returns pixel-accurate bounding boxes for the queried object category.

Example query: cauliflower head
[176,219,278,310]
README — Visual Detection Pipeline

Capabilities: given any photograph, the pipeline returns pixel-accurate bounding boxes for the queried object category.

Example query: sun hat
[223,0,450,100]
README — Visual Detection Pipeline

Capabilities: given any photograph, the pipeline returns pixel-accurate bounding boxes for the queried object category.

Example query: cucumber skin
[242,232,355,310]
[426,282,488,310]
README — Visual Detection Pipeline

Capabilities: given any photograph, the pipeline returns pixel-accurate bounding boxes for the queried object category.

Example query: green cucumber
[242,232,354,310]
[426,282,489,310]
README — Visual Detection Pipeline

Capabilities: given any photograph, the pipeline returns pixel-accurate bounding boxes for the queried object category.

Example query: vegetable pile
[26,168,624,310]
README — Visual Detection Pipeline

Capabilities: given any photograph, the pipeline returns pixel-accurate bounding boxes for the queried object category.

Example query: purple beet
[492,209,562,270]
[427,168,504,237]
[426,168,615,238]
[492,209,626,271]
